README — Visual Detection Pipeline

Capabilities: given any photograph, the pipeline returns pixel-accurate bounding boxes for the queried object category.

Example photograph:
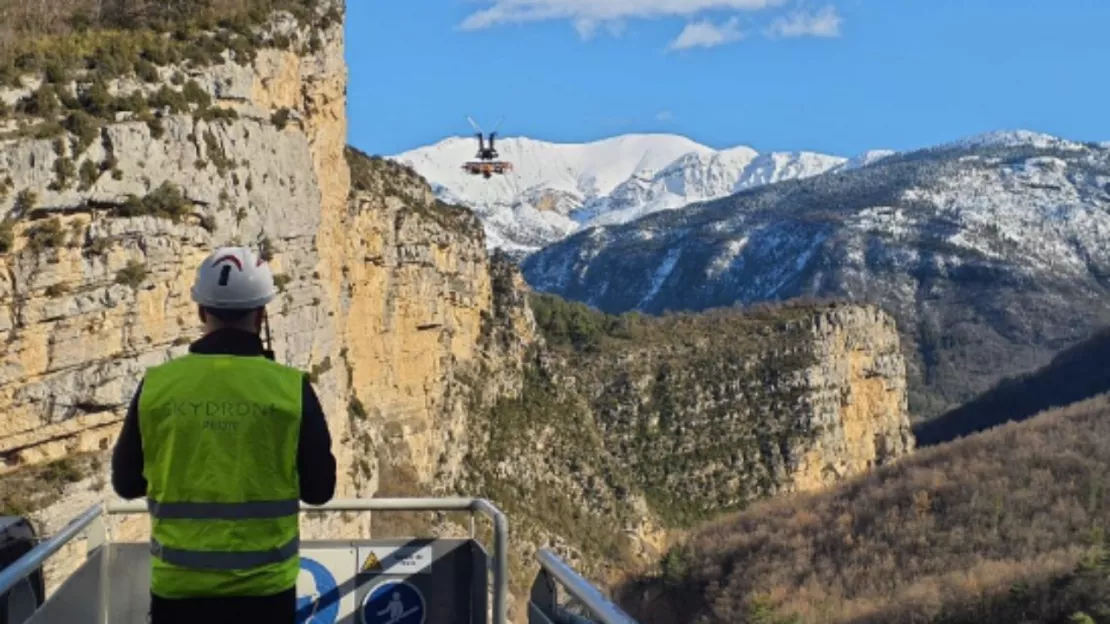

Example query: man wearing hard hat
[111,246,337,623]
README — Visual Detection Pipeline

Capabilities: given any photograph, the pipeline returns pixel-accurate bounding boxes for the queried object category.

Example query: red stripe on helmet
[212,254,243,271]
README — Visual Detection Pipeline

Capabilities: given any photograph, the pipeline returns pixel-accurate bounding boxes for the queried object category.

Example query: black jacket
[110,329,337,505]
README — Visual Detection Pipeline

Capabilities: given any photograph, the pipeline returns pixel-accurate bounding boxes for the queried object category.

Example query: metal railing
[529,549,639,624]
[0,505,104,599]
[1,497,510,624]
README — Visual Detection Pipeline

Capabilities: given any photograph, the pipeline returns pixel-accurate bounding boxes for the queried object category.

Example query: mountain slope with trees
[524,133,1110,420]
[618,392,1110,624]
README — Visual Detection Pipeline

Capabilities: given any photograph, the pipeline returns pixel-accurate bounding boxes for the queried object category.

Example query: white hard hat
[190,246,277,309]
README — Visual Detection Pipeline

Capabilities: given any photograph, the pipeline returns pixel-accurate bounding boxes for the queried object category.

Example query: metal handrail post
[472,499,509,624]
[0,504,103,598]
[534,550,638,624]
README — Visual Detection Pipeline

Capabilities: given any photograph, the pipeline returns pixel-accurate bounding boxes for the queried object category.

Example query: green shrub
[308,357,333,383]
[26,217,66,252]
[116,181,191,222]
[79,80,114,117]
[68,219,84,245]
[182,79,211,108]
[273,273,292,292]
[148,85,188,113]
[198,106,238,122]
[18,85,60,116]
[89,37,139,77]
[271,107,291,129]
[50,157,76,190]
[113,91,148,114]
[203,129,233,172]
[53,84,80,110]
[134,58,159,82]
[64,110,101,153]
[146,115,166,139]
[28,121,65,139]
[0,62,20,87]
[78,159,101,191]
[260,237,274,261]
[43,61,68,84]
[0,219,15,253]
[141,39,177,66]
[15,189,38,212]
[305,34,323,54]
[86,236,112,256]
[0,454,95,517]
[116,260,147,288]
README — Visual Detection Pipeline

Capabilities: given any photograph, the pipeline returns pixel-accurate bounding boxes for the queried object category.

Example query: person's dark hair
[203,307,258,323]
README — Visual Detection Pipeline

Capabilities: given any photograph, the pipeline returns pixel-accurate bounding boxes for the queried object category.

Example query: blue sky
[347,1,1110,157]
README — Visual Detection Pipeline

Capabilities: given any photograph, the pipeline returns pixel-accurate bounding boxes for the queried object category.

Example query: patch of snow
[638,247,683,308]
[837,149,896,171]
[948,129,1087,152]
[707,237,749,278]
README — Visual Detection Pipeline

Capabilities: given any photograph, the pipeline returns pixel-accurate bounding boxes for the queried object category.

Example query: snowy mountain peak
[840,149,896,170]
[949,129,1087,151]
[392,133,848,254]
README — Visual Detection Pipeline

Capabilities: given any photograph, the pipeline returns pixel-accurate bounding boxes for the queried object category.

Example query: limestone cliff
[0,0,532,593]
[457,297,915,603]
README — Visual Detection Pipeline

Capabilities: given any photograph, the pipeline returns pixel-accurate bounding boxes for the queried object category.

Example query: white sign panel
[357,545,434,575]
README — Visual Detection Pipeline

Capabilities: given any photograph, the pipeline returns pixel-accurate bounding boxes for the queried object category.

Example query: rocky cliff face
[0,3,349,474]
[0,0,534,592]
[459,297,914,599]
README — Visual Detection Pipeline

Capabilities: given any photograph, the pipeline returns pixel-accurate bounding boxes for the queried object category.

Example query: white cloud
[459,0,787,33]
[765,5,842,38]
[655,110,675,121]
[574,17,627,39]
[668,17,745,50]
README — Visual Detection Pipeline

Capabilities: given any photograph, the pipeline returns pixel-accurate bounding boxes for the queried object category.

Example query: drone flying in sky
[461,116,513,179]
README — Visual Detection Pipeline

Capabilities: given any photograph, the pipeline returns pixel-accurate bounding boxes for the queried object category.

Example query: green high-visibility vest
[138,353,304,598]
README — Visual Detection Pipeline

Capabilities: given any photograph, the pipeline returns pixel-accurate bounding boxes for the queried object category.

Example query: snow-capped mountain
[391,134,861,255]
[522,130,1110,420]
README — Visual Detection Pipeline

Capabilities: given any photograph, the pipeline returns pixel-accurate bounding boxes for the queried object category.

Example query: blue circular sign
[297,556,340,624]
[361,579,426,624]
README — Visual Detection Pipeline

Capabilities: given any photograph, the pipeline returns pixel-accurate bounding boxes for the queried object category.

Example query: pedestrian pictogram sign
[361,580,425,624]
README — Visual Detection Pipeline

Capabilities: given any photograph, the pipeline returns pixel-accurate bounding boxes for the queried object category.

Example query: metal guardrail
[1,497,510,624]
[0,505,103,599]
[529,549,639,624]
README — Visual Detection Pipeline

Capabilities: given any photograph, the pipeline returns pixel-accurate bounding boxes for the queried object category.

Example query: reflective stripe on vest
[138,352,305,598]
[147,499,300,520]
[150,536,301,571]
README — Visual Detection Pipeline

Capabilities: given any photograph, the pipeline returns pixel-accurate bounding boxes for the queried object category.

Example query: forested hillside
[618,393,1110,624]
[916,327,1110,446]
